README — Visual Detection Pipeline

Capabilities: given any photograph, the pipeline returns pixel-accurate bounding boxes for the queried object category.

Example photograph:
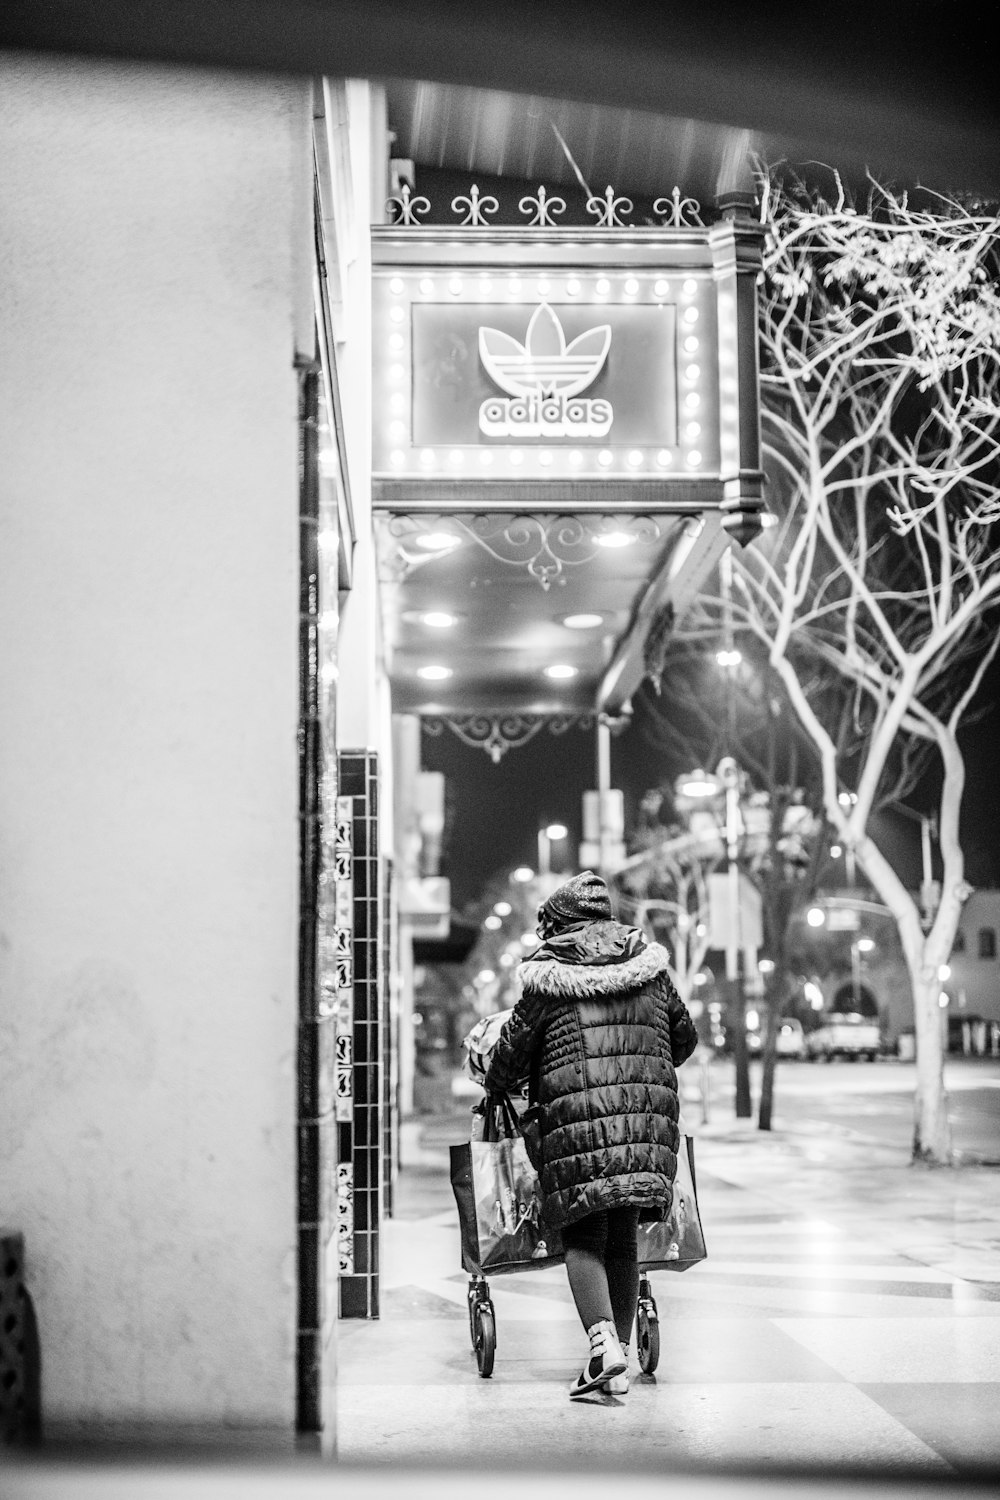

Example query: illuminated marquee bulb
[478,275,492,294]
[389,333,404,352]
[654,278,669,296]
[683,278,697,295]
[656,450,673,467]
[389,419,406,438]
[390,450,405,467]
[685,392,701,411]
[683,307,699,324]
[419,276,434,294]
[537,277,551,295]
[687,450,702,467]
[390,276,404,295]
[507,276,522,296]
[595,278,610,296]
[684,336,699,353]
[685,422,701,439]
[597,450,613,467]
[627,449,643,467]
[449,275,462,295]
[390,306,405,323]
[624,277,639,296]
[685,364,700,382]
[508,449,524,465]
[566,278,581,295]
[539,451,553,466]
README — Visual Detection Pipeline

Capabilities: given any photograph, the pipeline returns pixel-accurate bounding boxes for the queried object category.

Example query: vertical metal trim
[296,354,323,1431]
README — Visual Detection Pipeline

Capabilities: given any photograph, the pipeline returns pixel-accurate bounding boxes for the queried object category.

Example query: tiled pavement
[335,1108,1000,1478]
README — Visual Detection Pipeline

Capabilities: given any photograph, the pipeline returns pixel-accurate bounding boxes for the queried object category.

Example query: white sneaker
[569,1319,627,1399]
[603,1343,630,1394]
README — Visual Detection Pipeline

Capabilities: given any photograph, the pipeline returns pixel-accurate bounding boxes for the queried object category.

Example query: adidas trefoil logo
[478,302,613,438]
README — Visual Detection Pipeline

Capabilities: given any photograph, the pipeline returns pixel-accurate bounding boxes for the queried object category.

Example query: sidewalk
[332,1095,1000,1477]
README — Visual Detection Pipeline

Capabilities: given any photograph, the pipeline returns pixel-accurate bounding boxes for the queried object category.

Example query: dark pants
[561,1205,641,1344]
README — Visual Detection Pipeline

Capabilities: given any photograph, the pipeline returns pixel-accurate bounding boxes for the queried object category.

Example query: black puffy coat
[484,923,699,1230]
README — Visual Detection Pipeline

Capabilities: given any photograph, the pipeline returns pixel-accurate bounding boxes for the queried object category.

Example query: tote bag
[636,1134,707,1271]
[450,1095,564,1275]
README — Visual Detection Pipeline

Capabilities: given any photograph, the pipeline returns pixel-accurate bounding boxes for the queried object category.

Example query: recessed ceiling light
[562,613,604,629]
[596,531,635,549]
[414,532,461,552]
[421,611,456,628]
[417,664,452,680]
[544,664,578,679]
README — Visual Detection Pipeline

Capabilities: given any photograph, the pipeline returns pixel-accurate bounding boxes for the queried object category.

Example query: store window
[952,928,966,954]
[978,927,996,960]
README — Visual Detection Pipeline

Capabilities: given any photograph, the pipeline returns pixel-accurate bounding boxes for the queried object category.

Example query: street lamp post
[537,822,568,879]
[677,756,753,1119]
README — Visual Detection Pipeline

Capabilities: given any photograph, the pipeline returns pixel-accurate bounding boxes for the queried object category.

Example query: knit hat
[540,870,613,928]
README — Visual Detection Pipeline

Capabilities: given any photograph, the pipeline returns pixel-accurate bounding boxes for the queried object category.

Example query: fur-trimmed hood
[519,940,671,1000]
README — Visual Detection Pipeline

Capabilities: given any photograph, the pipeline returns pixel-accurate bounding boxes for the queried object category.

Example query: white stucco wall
[0,54,312,1435]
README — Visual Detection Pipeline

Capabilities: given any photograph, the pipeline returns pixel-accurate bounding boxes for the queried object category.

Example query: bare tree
[628,646,828,1128]
[695,169,1000,1162]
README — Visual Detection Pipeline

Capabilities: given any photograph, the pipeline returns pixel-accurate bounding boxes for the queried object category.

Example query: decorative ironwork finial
[386,182,430,226]
[519,185,567,227]
[586,186,633,228]
[451,183,499,226]
[653,187,704,227]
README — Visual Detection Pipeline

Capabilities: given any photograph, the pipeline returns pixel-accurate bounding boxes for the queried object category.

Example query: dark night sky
[422,669,1000,916]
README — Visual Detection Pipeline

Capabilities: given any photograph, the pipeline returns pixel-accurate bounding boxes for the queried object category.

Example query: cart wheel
[467,1286,478,1352]
[637,1298,660,1374]
[474,1301,496,1378]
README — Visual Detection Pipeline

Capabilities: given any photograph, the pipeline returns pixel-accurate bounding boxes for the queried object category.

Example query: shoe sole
[569,1359,627,1399]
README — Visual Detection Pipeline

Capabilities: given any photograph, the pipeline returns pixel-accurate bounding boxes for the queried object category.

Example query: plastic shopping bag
[637,1134,707,1271]
[461,1008,515,1087]
[450,1095,563,1275]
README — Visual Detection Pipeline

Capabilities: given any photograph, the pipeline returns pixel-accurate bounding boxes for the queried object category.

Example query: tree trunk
[906,951,952,1163]
[857,834,954,1164]
[757,989,780,1131]
[729,978,753,1118]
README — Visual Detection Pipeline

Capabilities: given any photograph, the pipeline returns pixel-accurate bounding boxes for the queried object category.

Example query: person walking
[484,870,698,1399]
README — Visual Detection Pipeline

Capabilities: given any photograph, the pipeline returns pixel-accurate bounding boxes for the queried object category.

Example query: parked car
[805,1011,881,1061]
[746,1016,805,1059]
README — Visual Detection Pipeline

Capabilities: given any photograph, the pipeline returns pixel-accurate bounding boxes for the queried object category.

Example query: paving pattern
[335,1116,1000,1476]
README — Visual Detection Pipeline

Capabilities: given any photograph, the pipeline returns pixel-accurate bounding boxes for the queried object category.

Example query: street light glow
[857,938,875,953]
[511,866,535,883]
[544,823,568,840]
[493,901,512,916]
[807,906,826,927]
[716,648,742,667]
[678,769,720,798]
[484,914,502,930]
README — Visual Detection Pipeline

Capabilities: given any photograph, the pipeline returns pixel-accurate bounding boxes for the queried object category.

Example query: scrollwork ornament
[586,186,633,228]
[422,713,594,762]
[653,186,704,227]
[378,512,664,589]
[518,185,567,226]
[451,183,500,226]
[386,182,431,226]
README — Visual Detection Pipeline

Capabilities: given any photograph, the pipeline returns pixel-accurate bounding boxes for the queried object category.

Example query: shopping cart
[451,1092,703,1379]
[465,1265,661,1380]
